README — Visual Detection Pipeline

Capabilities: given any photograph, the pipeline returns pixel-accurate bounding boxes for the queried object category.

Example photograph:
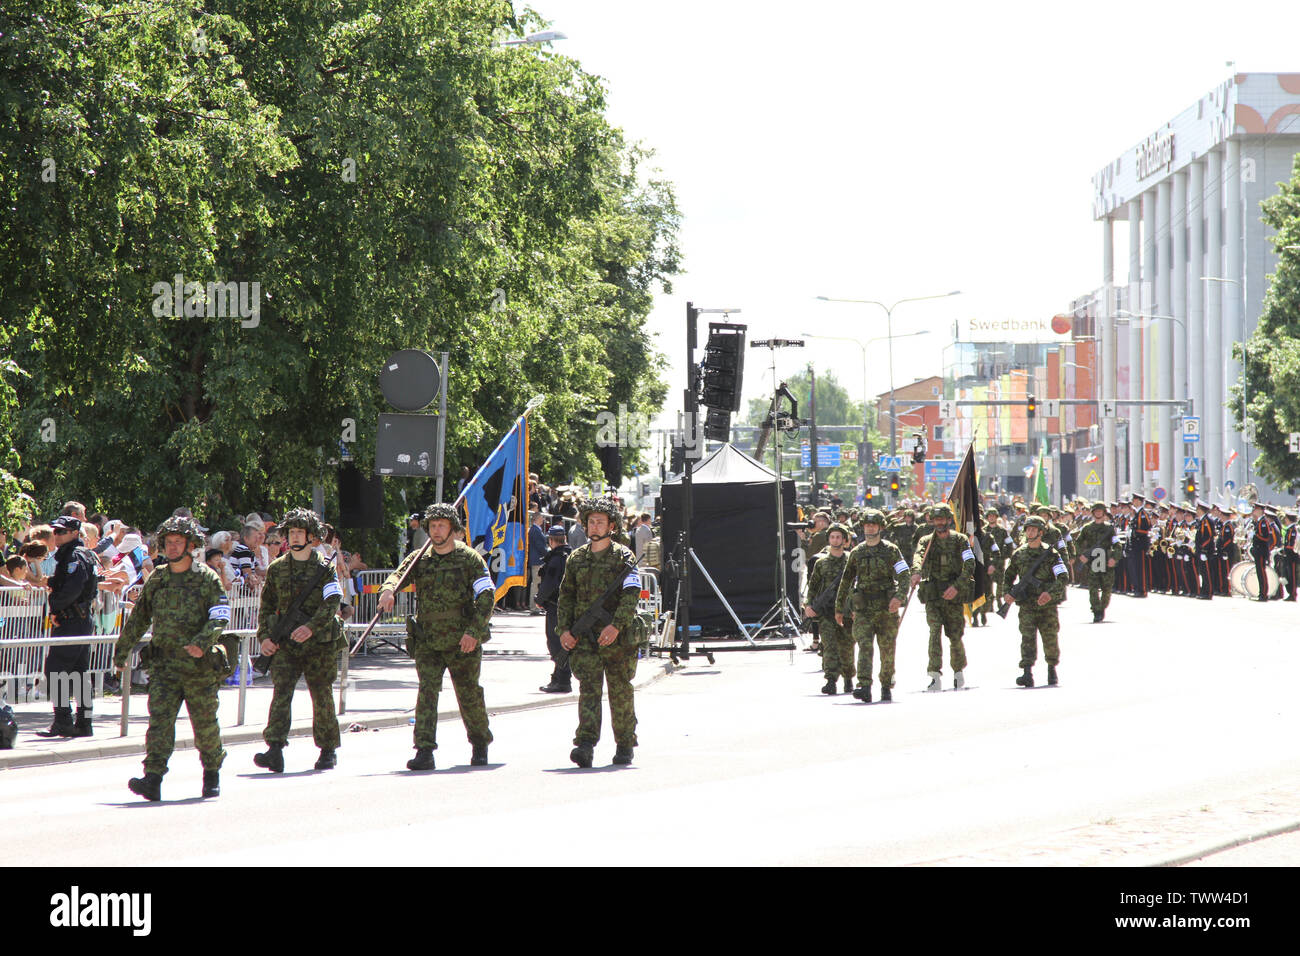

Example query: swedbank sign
[966,317,1067,338]
[1135,130,1175,181]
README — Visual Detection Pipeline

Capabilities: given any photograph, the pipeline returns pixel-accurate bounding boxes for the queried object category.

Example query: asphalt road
[6,589,1300,866]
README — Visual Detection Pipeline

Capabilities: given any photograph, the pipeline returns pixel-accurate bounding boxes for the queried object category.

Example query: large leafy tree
[1,0,679,555]
[1234,152,1300,492]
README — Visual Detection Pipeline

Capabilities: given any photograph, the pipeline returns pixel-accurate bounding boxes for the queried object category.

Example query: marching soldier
[910,504,975,692]
[1193,500,1217,600]
[885,509,919,568]
[1214,504,1235,595]
[981,507,1010,614]
[252,508,344,773]
[1127,494,1153,597]
[805,523,853,695]
[1074,501,1120,622]
[1112,502,1129,594]
[835,510,909,703]
[378,503,494,771]
[1249,502,1278,602]
[1280,510,1298,601]
[112,516,230,800]
[803,512,831,651]
[1002,516,1070,687]
[556,496,643,767]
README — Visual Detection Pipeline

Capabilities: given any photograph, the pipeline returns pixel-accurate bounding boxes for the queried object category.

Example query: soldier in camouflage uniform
[911,504,975,691]
[804,523,852,695]
[1001,515,1070,687]
[884,509,918,568]
[253,508,343,773]
[379,502,494,771]
[835,510,909,703]
[1073,501,1122,623]
[802,512,832,652]
[984,507,1013,604]
[113,516,230,801]
[556,497,642,768]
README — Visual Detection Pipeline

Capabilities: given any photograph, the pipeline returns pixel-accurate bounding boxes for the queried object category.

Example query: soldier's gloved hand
[183,644,204,658]
[942,585,958,601]
[459,634,478,653]
[598,624,619,647]
[1036,591,1052,607]
[290,624,312,643]
[888,598,902,613]
[260,638,277,656]
[378,590,395,613]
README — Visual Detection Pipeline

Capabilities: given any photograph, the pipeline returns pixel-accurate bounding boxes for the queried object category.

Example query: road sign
[1225,479,1236,492]
[1182,416,1201,442]
[1243,422,1256,444]
[879,455,903,472]
[1084,469,1101,487]
[1290,432,1300,454]
[1144,442,1159,471]
[924,459,963,482]
[938,400,957,419]
[843,447,857,462]
[1183,456,1200,474]
[801,443,841,468]
[1042,399,1061,418]
[1153,486,1167,501]
[1100,400,1117,419]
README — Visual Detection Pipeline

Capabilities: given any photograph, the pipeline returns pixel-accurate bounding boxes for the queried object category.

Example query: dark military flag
[946,439,987,613]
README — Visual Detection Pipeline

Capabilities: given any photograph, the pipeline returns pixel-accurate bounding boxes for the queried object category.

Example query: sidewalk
[0,612,675,770]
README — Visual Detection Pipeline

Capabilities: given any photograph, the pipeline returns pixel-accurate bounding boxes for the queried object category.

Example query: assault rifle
[254,548,339,674]
[557,561,639,666]
[801,564,846,633]
[996,546,1058,619]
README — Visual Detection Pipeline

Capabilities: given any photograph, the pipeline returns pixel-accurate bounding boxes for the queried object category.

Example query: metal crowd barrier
[350,569,412,654]
[638,568,662,623]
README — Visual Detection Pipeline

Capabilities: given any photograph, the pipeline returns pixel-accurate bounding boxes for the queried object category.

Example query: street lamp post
[1200,276,1249,491]
[815,292,961,499]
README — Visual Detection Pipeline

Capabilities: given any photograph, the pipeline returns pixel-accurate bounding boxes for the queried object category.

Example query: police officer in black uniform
[535,525,573,693]
[41,516,99,737]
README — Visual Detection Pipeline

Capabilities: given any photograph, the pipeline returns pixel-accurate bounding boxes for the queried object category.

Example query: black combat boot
[843,676,853,695]
[314,748,336,770]
[1016,667,1035,688]
[71,708,94,737]
[470,742,488,766]
[1093,610,1103,623]
[570,743,594,768]
[406,747,435,771]
[857,684,873,704]
[128,772,162,802]
[253,743,285,773]
[539,680,572,693]
[41,707,76,738]
[1047,664,1058,686]
[612,745,634,765]
[201,770,220,798]
[880,684,892,702]
[821,677,837,695]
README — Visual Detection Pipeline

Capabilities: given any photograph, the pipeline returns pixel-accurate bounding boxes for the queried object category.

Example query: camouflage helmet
[156,515,204,548]
[1024,515,1048,530]
[926,504,953,523]
[1090,500,1107,512]
[423,501,462,531]
[579,495,622,531]
[859,508,887,528]
[279,507,324,541]
[826,522,853,543]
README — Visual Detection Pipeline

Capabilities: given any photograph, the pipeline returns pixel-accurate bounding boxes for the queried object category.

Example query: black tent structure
[659,444,800,637]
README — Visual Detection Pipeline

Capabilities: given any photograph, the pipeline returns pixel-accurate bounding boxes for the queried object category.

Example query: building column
[1225,138,1244,491]
[1130,197,1145,493]
[1204,148,1224,498]
[1156,179,1174,495]
[1103,216,1117,502]
[1187,159,1205,497]
[1142,189,1157,493]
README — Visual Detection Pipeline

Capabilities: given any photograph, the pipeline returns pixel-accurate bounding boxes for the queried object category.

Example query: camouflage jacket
[1051,521,1076,558]
[911,531,975,602]
[555,542,640,640]
[114,561,229,669]
[806,548,847,609]
[1073,520,1122,573]
[256,551,343,651]
[884,522,917,565]
[806,529,829,560]
[383,541,493,649]
[1003,543,1069,606]
[835,539,910,614]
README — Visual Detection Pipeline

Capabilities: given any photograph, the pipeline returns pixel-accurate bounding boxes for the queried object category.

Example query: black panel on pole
[1058,454,1077,501]
[338,462,384,528]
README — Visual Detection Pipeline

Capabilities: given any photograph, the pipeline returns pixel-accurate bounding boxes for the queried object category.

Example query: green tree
[1,0,679,559]
[1233,152,1300,492]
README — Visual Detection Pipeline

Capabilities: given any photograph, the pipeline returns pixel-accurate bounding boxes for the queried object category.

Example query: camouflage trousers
[925,600,967,673]
[264,646,340,750]
[143,666,224,776]
[1086,572,1112,614]
[852,604,900,689]
[819,619,854,680]
[1018,604,1060,667]
[570,641,638,749]
[412,644,492,750]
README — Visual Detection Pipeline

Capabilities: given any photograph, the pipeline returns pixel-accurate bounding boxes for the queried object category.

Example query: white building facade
[1093,73,1300,502]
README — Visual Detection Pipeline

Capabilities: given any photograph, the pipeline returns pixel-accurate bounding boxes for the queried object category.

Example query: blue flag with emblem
[454,414,530,600]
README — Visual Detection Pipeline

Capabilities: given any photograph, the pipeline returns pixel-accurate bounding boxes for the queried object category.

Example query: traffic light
[1184,475,1196,497]
[889,477,900,493]
[1026,394,1037,418]
[864,488,874,502]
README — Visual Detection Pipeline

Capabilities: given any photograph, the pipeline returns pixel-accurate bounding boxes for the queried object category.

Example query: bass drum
[1233,561,1282,599]
[1229,561,1252,597]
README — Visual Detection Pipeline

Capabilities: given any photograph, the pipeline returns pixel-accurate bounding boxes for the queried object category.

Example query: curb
[1150,818,1300,867]
[0,657,678,771]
